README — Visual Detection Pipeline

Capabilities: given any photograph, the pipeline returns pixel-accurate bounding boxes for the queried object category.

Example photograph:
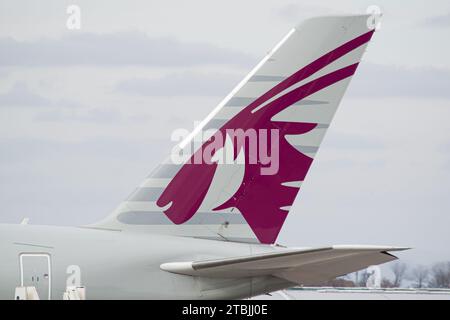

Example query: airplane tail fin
[160,246,408,285]
[91,15,378,244]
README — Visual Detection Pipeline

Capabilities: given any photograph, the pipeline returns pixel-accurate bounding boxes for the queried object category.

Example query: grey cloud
[0,82,54,107]
[116,71,242,97]
[0,32,254,67]
[116,63,450,100]
[0,137,170,164]
[0,136,172,225]
[324,131,385,150]
[0,68,10,78]
[34,108,123,124]
[348,63,450,99]
[275,3,335,22]
[422,13,450,28]
[33,107,154,125]
[0,82,82,108]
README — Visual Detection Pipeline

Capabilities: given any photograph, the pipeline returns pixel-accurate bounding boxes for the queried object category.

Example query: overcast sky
[1,0,450,271]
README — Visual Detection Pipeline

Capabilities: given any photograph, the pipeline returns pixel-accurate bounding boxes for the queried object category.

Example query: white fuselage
[0,224,291,299]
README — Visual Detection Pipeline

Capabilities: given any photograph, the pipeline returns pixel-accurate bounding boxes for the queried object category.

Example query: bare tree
[391,262,407,287]
[410,265,429,288]
[381,278,395,288]
[428,262,450,288]
[355,270,370,287]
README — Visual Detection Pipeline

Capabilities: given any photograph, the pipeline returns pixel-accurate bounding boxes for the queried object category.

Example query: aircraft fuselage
[0,224,290,299]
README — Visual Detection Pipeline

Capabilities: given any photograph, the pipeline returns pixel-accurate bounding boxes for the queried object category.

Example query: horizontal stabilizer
[160,245,409,285]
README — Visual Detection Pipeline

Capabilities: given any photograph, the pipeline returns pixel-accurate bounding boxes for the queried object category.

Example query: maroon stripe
[265,63,360,120]
[246,30,374,112]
